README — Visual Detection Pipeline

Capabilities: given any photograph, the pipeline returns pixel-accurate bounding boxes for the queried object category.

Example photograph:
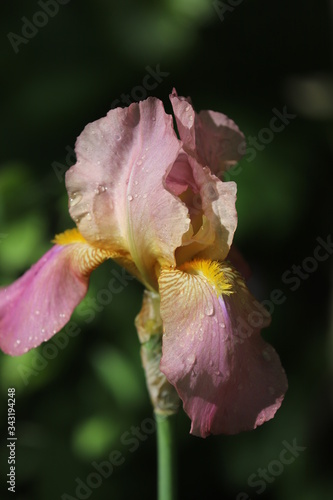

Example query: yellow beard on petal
[179,259,238,297]
[52,228,115,277]
[52,228,88,245]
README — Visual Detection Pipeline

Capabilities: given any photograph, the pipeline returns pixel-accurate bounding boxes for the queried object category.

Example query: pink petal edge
[0,245,89,355]
[159,267,287,437]
[170,88,245,176]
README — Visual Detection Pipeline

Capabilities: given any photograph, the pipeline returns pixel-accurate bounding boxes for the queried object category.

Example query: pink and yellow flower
[0,90,287,437]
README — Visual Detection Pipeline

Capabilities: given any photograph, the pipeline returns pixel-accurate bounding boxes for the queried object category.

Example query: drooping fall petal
[170,89,245,177]
[159,260,287,437]
[0,230,113,355]
[66,97,190,290]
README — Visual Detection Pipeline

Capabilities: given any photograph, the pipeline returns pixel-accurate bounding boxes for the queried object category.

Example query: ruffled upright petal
[170,89,245,176]
[66,98,190,289]
[0,230,113,355]
[165,153,237,264]
[159,261,287,437]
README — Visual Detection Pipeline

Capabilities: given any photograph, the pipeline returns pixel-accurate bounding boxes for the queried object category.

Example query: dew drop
[137,160,143,166]
[134,180,138,185]
[95,184,107,194]
[74,212,89,224]
[15,340,21,345]
[59,313,66,318]
[86,212,92,221]
[35,310,40,316]
[204,304,214,316]
[262,348,271,361]
[214,370,222,377]
[41,328,45,334]
[187,353,196,365]
[220,322,226,329]
[127,194,133,201]
[69,192,82,207]
[142,193,147,199]
[185,105,190,112]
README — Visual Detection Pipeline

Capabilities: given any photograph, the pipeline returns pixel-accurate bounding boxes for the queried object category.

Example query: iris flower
[0,90,287,437]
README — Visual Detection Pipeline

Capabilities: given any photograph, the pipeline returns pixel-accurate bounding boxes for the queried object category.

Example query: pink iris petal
[165,152,237,263]
[159,266,288,437]
[66,97,190,289]
[170,89,245,176]
[0,245,88,355]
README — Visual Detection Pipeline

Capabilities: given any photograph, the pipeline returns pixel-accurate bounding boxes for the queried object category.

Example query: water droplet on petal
[127,195,133,201]
[35,310,40,315]
[95,184,107,194]
[185,105,190,112]
[142,193,147,199]
[220,322,226,329]
[86,212,92,221]
[187,353,196,365]
[69,192,82,207]
[136,160,143,166]
[134,181,138,185]
[204,304,214,316]
[15,340,21,345]
[262,348,271,361]
[41,328,45,334]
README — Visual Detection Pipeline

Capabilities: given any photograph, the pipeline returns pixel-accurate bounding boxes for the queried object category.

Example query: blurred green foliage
[1,0,332,499]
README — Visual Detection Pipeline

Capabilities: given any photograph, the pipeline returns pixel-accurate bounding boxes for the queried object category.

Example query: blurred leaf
[72,415,122,460]
[0,212,48,276]
[91,346,145,408]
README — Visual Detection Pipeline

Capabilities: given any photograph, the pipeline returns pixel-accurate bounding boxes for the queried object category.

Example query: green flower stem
[155,412,177,500]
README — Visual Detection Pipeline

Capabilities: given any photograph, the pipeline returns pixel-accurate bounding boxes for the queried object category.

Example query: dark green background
[1,1,332,499]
